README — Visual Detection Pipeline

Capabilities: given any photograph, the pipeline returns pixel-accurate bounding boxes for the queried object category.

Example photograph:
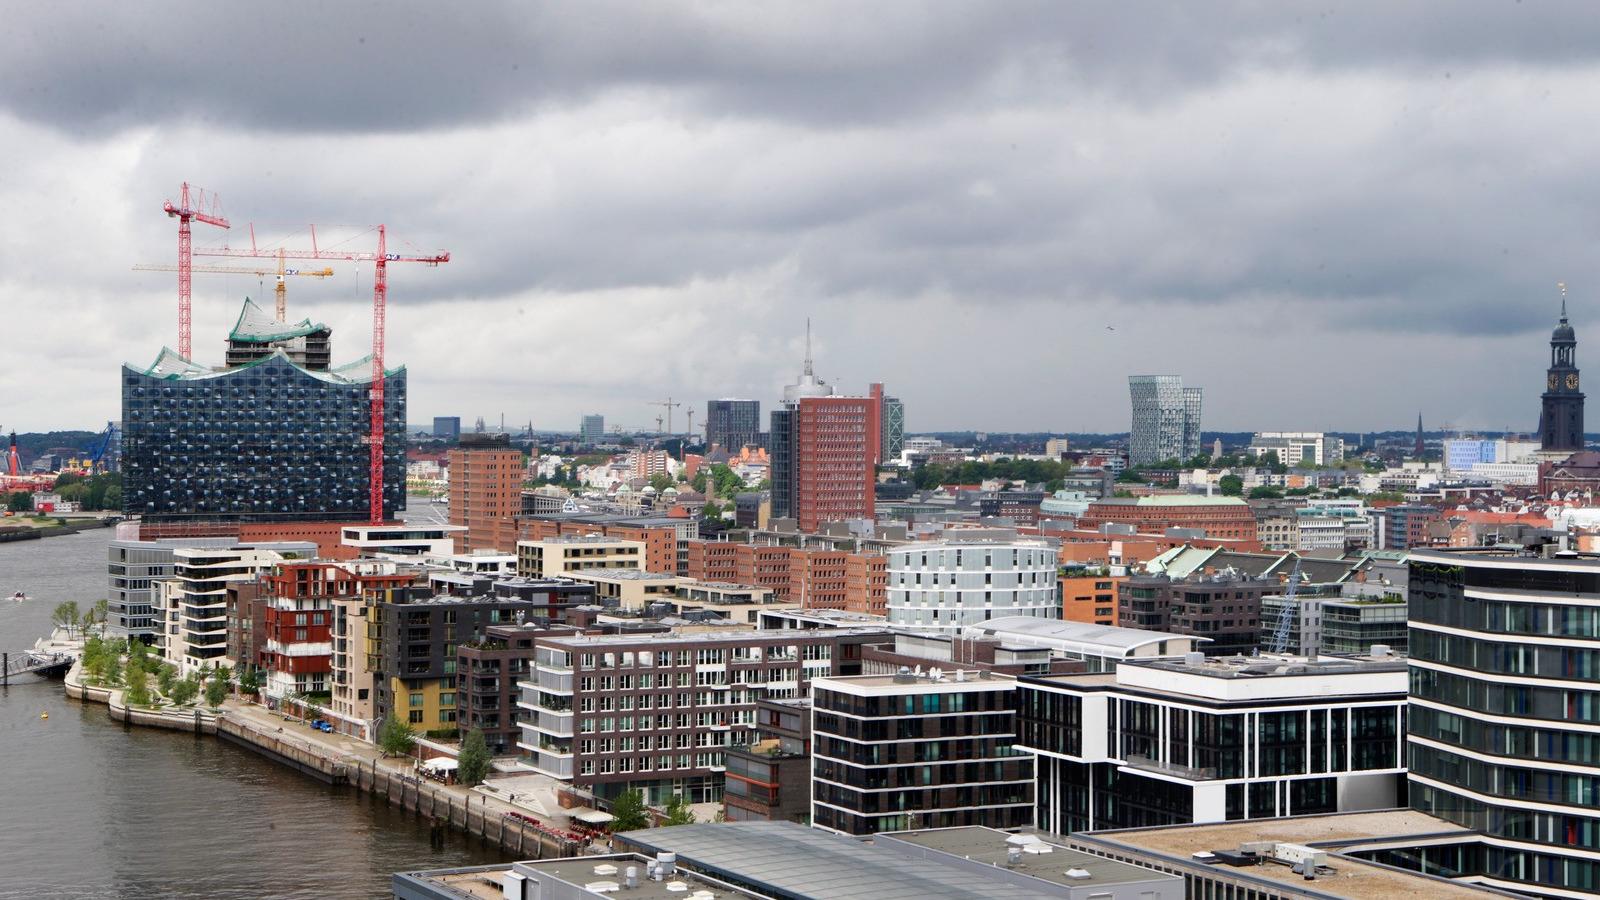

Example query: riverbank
[64,659,591,860]
[0,517,116,542]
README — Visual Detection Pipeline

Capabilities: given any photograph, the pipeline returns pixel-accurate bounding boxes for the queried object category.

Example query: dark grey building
[1119,573,1268,656]
[706,398,761,451]
[769,407,795,520]
[121,298,405,523]
[881,395,904,460]
[431,416,460,441]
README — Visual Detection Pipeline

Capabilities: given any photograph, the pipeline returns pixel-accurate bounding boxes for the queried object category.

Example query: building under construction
[121,297,406,523]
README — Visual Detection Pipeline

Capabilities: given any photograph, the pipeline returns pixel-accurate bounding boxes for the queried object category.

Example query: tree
[91,599,109,630]
[125,668,151,708]
[663,793,697,826]
[701,500,724,521]
[51,601,81,638]
[6,491,32,513]
[1217,475,1243,497]
[204,676,228,709]
[649,473,675,493]
[1248,486,1284,500]
[157,664,178,696]
[168,675,199,706]
[609,789,650,832]
[379,717,417,757]
[458,729,492,787]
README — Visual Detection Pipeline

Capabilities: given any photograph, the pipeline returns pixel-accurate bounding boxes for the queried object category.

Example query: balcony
[535,709,574,737]
[1123,754,1216,782]
[536,668,573,694]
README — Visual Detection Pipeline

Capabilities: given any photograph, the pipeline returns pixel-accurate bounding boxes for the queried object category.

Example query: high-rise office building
[1407,548,1600,896]
[1540,294,1585,451]
[579,414,605,445]
[121,297,406,523]
[768,324,883,531]
[448,432,522,554]
[706,399,761,451]
[880,395,905,461]
[432,416,461,441]
[1127,375,1201,466]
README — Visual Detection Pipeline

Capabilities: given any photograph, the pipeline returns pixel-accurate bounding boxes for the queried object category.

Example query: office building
[978,489,1045,525]
[962,617,1206,673]
[705,399,761,451]
[1128,375,1202,465]
[1407,548,1600,896]
[516,628,887,803]
[1118,573,1269,656]
[1079,495,1257,542]
[122,298,406,523]
[686,540,887,614]
[811,670,1033,835]
[1443,438,1498,472]
[1540,296,1585,451]
[1248,431,1345,467]
[430,416,460,441]
[1019,650,1407,832]
[880,394,905,461]
[1381,503,1441,550]
[579,414,605,445]
[493,513,693,576]
[447,432,522,554]
[885,540,1058,632]
[768,327,883,530]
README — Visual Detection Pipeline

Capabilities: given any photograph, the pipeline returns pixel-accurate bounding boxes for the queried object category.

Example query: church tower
[1541,284,1585,451]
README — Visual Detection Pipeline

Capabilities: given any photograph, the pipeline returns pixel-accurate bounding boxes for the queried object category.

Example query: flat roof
[1093,495,1249,507]
[1084,810,1492,900]
[518,535,644,545]
[540,627,888,648]
[398,854,766,900]
[882,828,1166,890]
[962,616,1202,654]
[1128,653,1408,680]
[621,822,1169,899]
[814,671,1015,694]
[568,568,679,581]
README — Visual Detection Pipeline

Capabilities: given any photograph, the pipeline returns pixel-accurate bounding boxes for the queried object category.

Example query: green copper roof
[139,347,212,379]
[128,346,402,385]
[228,297,328,343]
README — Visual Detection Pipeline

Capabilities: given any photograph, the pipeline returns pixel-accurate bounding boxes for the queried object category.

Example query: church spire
[1561,282,1569,323]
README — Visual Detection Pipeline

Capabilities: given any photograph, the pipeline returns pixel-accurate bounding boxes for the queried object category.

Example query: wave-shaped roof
[128,346,402,384]
[228,297,329,343]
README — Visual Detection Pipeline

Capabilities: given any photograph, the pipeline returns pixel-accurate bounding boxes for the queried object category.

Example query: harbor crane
[134,259,334,323]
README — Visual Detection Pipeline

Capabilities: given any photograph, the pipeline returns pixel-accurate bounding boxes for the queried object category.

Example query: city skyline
[4,5,1600,432]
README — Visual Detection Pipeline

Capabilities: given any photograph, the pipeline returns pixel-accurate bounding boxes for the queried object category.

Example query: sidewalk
[222,701,593,844]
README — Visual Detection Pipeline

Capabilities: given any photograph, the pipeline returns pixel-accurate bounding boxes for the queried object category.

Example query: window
[408,710,424,724]
[409,692,424,707]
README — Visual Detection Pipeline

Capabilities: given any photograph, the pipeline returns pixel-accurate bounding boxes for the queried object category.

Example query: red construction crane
[195,226,449,523]
[162,183,231,358]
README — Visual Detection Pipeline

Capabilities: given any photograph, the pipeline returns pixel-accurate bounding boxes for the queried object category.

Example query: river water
[0,518,508,899]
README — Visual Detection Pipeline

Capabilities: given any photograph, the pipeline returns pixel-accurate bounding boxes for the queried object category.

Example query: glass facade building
[705,399,761,451]
[121,302,406,523]
[1128,375,1202,465]
[1408,550,1600,895]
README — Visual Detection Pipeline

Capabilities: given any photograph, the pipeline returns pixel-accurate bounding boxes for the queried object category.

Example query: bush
[167,676,199,706]
[424,727,460,740]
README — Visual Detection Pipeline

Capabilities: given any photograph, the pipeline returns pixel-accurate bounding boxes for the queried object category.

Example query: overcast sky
[2,2,1597,435]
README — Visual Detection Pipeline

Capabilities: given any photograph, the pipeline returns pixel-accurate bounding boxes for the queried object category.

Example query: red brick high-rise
[448,433,523,553]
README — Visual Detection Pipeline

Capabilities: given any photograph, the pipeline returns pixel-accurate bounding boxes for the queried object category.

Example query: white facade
[340,523,464,560]
[886,541,1058,632]
[1463,462,1540,486]
[1249,432,1345,467]
[153,542,316,676]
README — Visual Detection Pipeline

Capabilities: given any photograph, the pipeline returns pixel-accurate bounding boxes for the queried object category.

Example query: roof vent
[894,666,915,684]
[1063,868,1092,880]
[1370,644,1391,658]
[1183,651,1205,667]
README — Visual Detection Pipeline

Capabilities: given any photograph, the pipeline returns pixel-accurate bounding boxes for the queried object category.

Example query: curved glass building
[121,298,405,523]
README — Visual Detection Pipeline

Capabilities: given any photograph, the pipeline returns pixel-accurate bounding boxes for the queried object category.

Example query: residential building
[685,539,886,615]
[1019,650,1408,832]
[1059,570,1122,626]
[121,298,405,523]
[1128,375,1202,465]
[1406,548,1600,896]
[811,671,1032,835]
[566,568,683,608]
[370,592,554,735]
[494,514,691,576]
[516,536,644,577]
[1320,596,1408,655]
[1079,495,1257,542]
[1248,431,1345,467]
[153,541,316,675]
[431,416,460,441]
[1540,297,1584,451]
[448,432,522,554]
[579,414,605,445]
[457,622,585,756]
[108,534,234,640]
[339,522,464,559]
[1118,573,1269,656]
[705,399,761,451]
[516,628,887,803]
[721,697,813,823]
[884,540,1058,632]
[977,489,1045,525]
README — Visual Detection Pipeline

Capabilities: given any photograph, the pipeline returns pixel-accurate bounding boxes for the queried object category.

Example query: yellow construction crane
[133,252,335,323]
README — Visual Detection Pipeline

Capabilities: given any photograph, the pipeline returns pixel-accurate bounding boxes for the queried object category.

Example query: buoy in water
[40,712,48,719]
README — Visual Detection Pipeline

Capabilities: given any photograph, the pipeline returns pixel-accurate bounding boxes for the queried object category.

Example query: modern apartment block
[1406,548,1600,896]
[1382,503,1442,550]
[1059,570,1122,626]
[121,298,405,523]
[885,540,1058,632]
[685,539,887,614]
[721,697,814,823]
[495,514,691,575]
[1019,651,1408,833]
[515,536,644,577]
[705,399,762,451]
[154,541,316,676]
[1127,375,1202,465]
[447,432,522,553]
[811,670,1033,835]
[517,628,888,804]
[456,623,586,755]
[108,534,234,640]
[1118,573,1269,656]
